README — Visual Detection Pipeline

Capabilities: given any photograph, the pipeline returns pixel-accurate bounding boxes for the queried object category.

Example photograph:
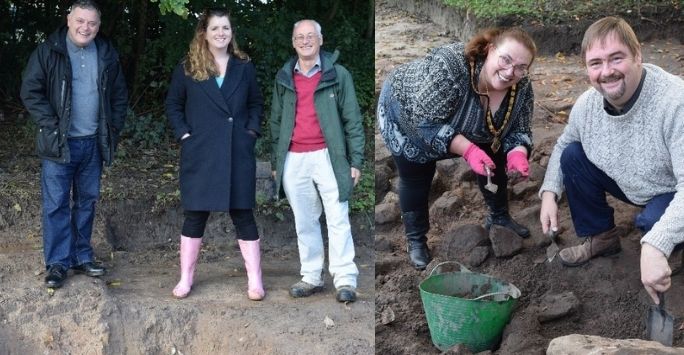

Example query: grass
[443,0,683,24]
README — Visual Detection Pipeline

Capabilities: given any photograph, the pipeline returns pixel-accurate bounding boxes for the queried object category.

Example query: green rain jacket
[270,50,364,202]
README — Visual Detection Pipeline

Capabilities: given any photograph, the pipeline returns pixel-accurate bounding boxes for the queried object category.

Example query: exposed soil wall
[386,0,684,55]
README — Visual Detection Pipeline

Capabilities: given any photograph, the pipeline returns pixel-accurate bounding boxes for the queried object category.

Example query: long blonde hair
[184,8,248,81]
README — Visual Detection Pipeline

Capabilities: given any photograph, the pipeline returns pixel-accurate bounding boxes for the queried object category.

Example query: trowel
[646,292,674,346]
[484,166,498,193]
[545,229,560,262]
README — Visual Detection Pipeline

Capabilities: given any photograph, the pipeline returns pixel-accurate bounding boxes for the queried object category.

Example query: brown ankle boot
[559,227,622,267]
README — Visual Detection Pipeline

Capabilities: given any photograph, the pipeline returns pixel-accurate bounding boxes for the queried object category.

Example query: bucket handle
[470,284,522,300]
[428,261,472,277]
[470,291,513,301]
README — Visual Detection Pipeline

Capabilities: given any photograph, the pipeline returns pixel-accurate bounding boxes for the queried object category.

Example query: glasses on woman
[496,50,529,77]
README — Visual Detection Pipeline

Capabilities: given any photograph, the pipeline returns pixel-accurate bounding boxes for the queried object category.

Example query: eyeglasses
[496,50,529,77]
[293,33,318,44]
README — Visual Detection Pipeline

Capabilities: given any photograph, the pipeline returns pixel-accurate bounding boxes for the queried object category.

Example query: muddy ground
[374,2,684,354]
[0,126,374,351]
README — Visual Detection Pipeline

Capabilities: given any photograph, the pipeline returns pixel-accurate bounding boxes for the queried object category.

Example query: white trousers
[283,148,358,288]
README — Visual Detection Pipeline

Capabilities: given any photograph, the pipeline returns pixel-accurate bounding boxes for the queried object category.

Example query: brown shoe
[559,227,622,267]
[672,248,683,276]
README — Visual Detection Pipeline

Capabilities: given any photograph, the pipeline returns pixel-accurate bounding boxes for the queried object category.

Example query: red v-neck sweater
[289,72,327,152]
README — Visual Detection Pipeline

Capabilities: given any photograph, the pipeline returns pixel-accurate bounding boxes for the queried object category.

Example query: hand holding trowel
[484,166,497,193]
[646,292,674,346]
[546,228,560,262]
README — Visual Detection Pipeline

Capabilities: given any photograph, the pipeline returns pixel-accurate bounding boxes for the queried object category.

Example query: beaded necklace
[469,60,516,153]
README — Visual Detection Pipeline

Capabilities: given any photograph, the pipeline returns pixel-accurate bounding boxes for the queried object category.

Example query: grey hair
[69,0,101,17]
[293,19,322,40]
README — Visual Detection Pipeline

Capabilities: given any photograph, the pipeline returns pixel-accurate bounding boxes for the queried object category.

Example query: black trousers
[182,209,259,240]
[393,143,508,213]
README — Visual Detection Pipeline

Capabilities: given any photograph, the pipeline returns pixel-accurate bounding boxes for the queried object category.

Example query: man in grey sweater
[539,16,684,304]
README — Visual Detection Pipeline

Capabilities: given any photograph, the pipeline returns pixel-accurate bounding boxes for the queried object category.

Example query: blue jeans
[41,137,102,268]
[560,142,674,237]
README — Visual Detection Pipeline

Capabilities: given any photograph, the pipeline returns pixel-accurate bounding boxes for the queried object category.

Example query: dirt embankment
[374,2,684,354]
[0,127,375,353]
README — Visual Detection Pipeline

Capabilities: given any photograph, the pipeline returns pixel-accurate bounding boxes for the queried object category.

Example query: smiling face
[292,20,321,61]
[584,32,642,108]
[66,6,100,47]
[482,38,532,91]
[204,15,232,53]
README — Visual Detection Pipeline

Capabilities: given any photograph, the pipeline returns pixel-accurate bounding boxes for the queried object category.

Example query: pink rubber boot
[238,239,265,301]
[172,236,202,298]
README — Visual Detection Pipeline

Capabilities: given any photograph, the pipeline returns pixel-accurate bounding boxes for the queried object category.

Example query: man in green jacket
[270,19,365,303]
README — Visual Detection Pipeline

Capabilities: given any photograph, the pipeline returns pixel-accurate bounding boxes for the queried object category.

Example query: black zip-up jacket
[20,25,128,166]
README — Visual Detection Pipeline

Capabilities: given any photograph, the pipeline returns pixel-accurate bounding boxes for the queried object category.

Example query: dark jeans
[41,136,102,269]
[182,209,259,240]
[560,142,675,237]
[393,143,507,213]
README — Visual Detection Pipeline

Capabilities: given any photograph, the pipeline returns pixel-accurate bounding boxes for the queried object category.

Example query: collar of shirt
[604,68,647,116]
[294,55,322,78]
[65,34,97,55]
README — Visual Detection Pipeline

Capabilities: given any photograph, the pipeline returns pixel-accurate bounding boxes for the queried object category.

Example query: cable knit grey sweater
[540,64,684,256]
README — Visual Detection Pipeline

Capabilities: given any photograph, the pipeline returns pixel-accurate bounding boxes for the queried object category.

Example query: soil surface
[0,127,374,351]
[374,2,684,354]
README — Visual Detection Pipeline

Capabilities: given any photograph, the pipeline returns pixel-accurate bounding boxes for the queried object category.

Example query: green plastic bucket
[419,261,521,352]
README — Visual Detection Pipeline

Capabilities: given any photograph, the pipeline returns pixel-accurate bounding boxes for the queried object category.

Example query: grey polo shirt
[66,35,99,137]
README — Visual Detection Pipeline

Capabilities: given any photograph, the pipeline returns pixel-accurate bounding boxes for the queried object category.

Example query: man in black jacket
[20,0,128,288]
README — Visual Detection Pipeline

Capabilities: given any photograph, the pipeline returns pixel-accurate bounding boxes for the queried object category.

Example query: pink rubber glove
[462,143,495,176]
[506,150,529,177]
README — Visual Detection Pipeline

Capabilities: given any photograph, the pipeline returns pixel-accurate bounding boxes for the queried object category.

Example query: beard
[597,72,626,101]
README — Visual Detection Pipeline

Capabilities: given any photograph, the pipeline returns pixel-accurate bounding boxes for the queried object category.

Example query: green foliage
[255,194,290,222]
[153,188,181,214]
[120,111,173,150]
[150,0,190,17]
[443,0,537,19]
[442,0,683,23]
[350,163,375,213]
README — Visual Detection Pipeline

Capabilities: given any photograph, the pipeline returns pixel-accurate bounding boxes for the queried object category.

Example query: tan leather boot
[559,227,622,267]
[672,248,683,276]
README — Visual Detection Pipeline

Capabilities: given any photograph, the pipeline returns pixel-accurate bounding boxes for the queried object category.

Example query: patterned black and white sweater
[377,42,534,163]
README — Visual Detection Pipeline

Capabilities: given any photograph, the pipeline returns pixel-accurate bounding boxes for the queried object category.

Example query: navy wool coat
[165,57,264,211]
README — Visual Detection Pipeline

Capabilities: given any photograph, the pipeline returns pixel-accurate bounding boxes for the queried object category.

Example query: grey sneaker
[289,281,324,298]
[335,285,356,303]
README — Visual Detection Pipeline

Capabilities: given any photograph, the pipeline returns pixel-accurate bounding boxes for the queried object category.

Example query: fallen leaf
[12,203,21,212]
[324,315,335,329]
[381,307,395,325]
[106,280,122,287]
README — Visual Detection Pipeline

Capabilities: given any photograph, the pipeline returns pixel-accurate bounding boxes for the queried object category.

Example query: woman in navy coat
[165,8,265,300]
